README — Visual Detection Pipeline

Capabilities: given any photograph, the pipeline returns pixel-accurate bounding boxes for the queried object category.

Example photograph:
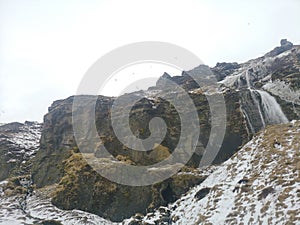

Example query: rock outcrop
[28,40,300,222]
[31,92,248,221]
[51,149,207,222]
[0,40,299,224]
[265,39,294,57]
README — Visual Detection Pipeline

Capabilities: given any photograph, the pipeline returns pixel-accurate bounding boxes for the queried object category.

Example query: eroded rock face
[31,41,300,222]
[32,89,250,188]
[30,81,250,222]
[219,42,300,132]
[51,150,207,222]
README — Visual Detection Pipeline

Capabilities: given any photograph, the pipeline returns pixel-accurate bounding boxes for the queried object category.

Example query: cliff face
[51,150,207,221]
[29,41,300,221]
[0,40,299,224]
[31,77,250,188]
[1,122,298,225]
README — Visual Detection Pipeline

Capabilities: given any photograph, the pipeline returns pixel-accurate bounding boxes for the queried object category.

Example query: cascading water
[245,70,266,128]
[240,68,289,133]
[256,90,289,124]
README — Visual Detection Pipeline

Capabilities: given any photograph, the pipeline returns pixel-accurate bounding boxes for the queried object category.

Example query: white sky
[0,0,299,123]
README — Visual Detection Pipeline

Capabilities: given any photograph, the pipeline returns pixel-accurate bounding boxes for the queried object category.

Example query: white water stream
[242,69,288,132]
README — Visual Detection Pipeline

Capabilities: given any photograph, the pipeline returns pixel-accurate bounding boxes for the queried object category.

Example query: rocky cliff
[29,40,300,222]
[0,40,299,224]
[0,121,299,224]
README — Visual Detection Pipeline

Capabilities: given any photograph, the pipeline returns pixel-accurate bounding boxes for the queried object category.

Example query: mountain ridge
[0,40,299,224]
[32,39,300,222]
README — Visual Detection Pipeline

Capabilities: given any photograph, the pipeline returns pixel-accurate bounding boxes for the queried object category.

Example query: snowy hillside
[125,121,300,224]
[0,122,117,225]
[0,182,117,225]
[0,122,42,179]
[0,41,299,225]
[0,122,42,161]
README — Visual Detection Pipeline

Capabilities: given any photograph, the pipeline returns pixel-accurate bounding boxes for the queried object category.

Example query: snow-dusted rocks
[125,121,300,225]
[0,121,42,180]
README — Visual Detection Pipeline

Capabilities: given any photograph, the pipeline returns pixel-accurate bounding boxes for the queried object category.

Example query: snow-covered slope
[0,182,118,225]
[0,121,118,225]
[0,122,41,161]
[125,121,300,224]
[0,122,42,180]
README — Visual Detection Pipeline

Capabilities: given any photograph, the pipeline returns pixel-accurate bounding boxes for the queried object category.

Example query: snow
[273,49,293,59]
[263,80,300,106]
[172,121,299,224]
[0,122,42,167]
[0,187,117,225]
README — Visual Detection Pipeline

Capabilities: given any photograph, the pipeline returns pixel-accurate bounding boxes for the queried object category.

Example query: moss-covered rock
[32,89,250,189]
[52,150,206,222]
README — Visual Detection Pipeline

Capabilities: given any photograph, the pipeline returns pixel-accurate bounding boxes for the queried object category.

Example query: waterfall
[240,69,289,133]
[240,106,255,134]
[256,90,289,124]
[245,70,266,128]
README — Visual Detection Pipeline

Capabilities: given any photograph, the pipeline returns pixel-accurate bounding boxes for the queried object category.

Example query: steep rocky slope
[29,40,300,222]
[0,40,299,224]
[32,41,300,189]
[1,121,298,225]
[125,120,300,225]
[32,92,248,188]
[218,39,300,130]
[0,122,42,180]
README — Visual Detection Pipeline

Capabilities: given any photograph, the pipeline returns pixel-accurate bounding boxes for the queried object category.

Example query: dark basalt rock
[258,186,275,200]
[37,220,63,225]
[195,187,211,200]
[265,39,293,57]
[280,39,293,48]
[212,62,241,81]
[31,61,252,222]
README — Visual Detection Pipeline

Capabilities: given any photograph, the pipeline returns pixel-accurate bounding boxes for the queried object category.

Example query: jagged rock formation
[124,121,300,224]
[1,121,299,224]
[265,39,293,57]
[29,40,300,222]
[31,84,249,221]
[0,40,299,224]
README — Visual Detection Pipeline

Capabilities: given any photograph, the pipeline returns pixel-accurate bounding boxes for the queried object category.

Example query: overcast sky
[0,0,299,123]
